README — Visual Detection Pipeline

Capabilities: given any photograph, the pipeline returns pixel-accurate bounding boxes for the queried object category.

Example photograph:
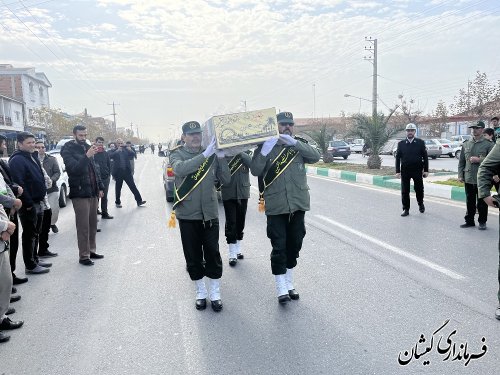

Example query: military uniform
[170,121,230,311]
[220,152,252,265]
[477,139,500,319]
[250,111,320,304]
[458,124,494,227]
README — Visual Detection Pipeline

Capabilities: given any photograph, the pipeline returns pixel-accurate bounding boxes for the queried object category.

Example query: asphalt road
[335,152,460,172]
[1,154,498,375]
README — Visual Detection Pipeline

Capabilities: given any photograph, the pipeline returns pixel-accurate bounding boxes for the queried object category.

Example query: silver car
[423,139,442,159]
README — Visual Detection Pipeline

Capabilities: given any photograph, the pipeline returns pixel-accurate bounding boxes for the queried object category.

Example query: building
[0,63,52,138]
[0,94,25,154]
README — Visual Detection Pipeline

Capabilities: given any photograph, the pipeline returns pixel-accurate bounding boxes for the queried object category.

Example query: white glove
[215,149,225,158]
[261,137,278,156]
[202,137,217,158]
[279,134,297,146]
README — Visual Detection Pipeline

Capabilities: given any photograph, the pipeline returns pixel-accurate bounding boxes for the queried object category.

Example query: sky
[1,0,499,141]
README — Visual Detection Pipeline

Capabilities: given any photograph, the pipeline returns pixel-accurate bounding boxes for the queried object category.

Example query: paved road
[334,152,460,172]
[1,154,497,375]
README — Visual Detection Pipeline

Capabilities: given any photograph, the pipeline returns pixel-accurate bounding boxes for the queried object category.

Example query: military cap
[182,121,202,134]
[277,112,294,125]
[468,120,485,129]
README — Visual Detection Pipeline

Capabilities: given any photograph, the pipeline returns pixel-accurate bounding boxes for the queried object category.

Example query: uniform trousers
[178,218,223,281]
[18,203,44,270]
[401,169,424,210]
[114,172,142,204]
[222,199,248,244]
[266,210,306,275]
[47,191,59,226]
[464,183,488,225]
[36,208,52,255]
[0,250,13,319]
[72,197,98,260]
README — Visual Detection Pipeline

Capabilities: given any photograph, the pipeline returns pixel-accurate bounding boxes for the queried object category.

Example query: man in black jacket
[395,123,429,217]
[94,137,113,219]
[109,138,145,208]
[61,125,105,266]
[9,132,50,274]
[0,135,27,284]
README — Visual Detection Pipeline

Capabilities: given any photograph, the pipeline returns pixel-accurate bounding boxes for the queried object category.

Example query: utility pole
[364,37,378,118]
[241,100,247,112]
[312,83,316,121]
[107,101,119,134]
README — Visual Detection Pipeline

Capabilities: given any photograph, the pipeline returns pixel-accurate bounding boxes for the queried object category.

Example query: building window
[29,81,34,93]
[39,87,44,97]
[15,111,20,121]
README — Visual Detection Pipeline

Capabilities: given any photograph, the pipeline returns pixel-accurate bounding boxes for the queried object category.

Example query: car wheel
[343,155,348,160]
[59,185,67,208]
[455,150,461,159]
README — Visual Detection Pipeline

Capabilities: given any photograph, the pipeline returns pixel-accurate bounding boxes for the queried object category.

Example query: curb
[306,166,466,202]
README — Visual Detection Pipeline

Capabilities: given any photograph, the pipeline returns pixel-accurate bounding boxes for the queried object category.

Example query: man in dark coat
[9,132,50,274]
[61,125,105,266]
[94,137,113,219]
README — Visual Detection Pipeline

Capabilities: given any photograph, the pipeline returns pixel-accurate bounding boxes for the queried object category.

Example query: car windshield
[329,141,347,147]
[424,140,436,145]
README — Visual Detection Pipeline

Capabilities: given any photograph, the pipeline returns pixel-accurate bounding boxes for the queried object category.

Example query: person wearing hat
[477,139,500,320]
[169,121,231,312]
[250,111,320,305]
[458,120,494,229]
[395,123,429,217]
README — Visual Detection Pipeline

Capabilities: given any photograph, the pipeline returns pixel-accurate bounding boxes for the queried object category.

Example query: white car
[436,139,461,158]
[47,150,69,207]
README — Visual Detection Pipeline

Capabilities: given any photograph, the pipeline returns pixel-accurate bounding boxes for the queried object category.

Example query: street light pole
[344,93,372,114]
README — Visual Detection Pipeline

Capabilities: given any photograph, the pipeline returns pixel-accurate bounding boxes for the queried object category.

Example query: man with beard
[61,125,105,266]
[395,123,429,217]
[250,111,320,304]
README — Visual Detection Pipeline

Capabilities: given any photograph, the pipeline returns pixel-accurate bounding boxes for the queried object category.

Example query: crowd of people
[0,126,146,343]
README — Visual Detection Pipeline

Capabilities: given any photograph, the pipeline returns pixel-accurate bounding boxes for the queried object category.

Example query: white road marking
[315,214,465,280]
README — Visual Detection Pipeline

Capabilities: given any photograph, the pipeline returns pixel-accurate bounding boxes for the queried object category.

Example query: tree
[450,71,500,117]
[29,107,77,142]
[305,122,336,163]
[427,100,448,137]
[348,109,401,169]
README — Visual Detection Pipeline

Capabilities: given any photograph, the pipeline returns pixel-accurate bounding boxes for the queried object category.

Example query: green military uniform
[477,140,500,311]
[458,133,494,226]
[221,152,252,265]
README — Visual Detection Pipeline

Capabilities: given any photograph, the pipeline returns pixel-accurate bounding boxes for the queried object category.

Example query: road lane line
[315,214,465,280]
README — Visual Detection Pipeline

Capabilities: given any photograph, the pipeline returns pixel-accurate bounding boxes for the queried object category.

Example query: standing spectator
[109,138,145,208]
[170,121,230,311]
[126,141,137,175]
[250,111,321,304]
[9,132,50,275]
[94,137,113,219]
[150,144,155,154]
[0,135,26,284]
[220,151,252,266]
[458,121,494,230]
[0,202,24,343]
[61,125,105,266]
[35,141,61,235]
[477,141,500,320]
[395,123,429,217]
[490,116,500,140]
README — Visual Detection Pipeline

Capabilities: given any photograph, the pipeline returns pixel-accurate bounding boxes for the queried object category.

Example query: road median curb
[306,166,465,202]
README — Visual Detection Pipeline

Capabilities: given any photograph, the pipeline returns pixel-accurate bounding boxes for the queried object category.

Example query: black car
[327,140,351,159]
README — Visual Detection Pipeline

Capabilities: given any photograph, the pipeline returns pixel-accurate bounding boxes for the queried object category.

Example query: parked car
[450,135,471,144]
[46,150,70,207]
[435,139,461,158]
[423,139,442,159]
[327,140,351,159]
[349,139,365,153]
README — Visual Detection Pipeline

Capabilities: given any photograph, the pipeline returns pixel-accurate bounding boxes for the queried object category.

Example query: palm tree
[305,123,336,163]
[349,109,401,169]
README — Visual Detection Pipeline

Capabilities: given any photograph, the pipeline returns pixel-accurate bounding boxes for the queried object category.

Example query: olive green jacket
[170,146,230,221]
[458,137,494,184]
[478,140,500,198]
[250,140,320,215]
[221,152,252,201]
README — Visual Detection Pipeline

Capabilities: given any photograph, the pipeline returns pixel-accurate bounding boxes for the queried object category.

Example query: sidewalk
[306,166,466,202]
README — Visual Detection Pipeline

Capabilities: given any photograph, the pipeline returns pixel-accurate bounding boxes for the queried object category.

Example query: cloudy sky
[1,0,499,141]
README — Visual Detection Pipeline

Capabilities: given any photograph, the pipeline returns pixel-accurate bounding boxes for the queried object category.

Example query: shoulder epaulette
[294,136,308,144]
